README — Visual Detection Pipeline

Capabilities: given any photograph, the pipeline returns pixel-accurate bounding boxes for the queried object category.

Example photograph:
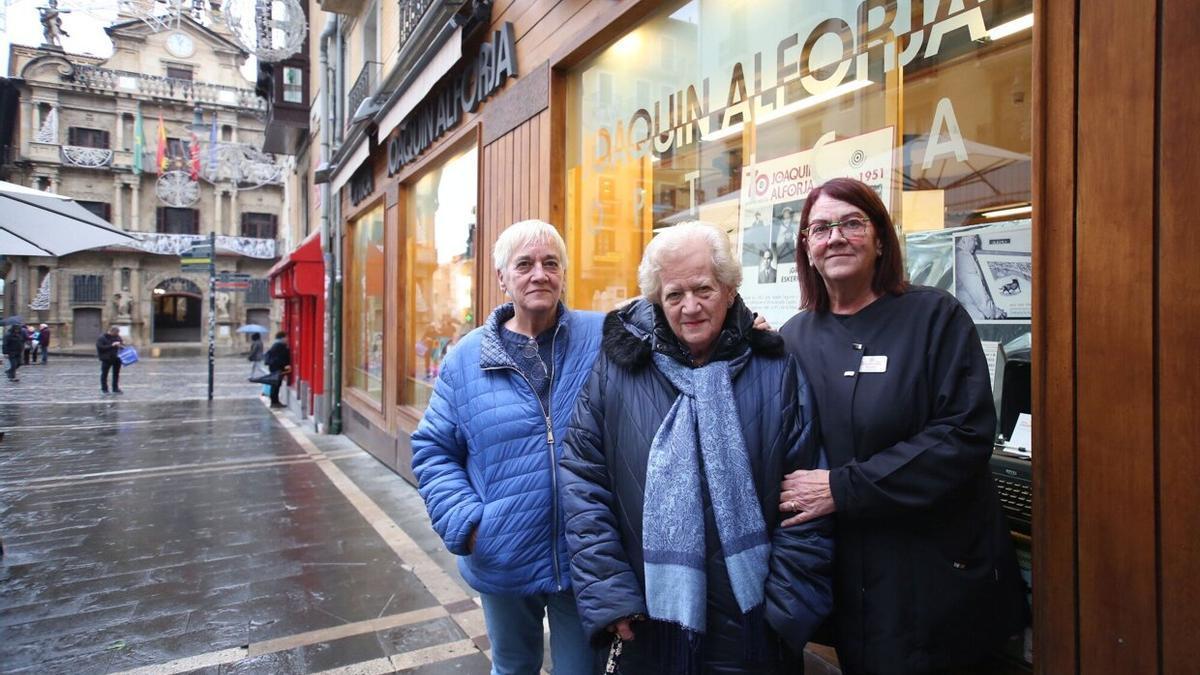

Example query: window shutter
[157,207,164,230]
[100,130,111,149]
[68,127,77,145]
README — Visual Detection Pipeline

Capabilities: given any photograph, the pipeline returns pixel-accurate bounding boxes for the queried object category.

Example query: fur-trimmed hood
[602,295,784,370]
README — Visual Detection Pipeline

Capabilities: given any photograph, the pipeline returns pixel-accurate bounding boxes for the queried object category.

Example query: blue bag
[118,346,139,365]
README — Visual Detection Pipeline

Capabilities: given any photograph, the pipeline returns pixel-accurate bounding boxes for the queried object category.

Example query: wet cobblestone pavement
[0,356,493,674]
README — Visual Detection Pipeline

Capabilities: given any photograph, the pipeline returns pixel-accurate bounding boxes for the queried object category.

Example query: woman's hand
[752,313,772,331]
[780,468,835,526]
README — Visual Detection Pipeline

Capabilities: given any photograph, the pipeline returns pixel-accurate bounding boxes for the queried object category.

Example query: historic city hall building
[3,9,288,351]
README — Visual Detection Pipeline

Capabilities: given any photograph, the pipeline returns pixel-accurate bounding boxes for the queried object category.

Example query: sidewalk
[0,356,493,674]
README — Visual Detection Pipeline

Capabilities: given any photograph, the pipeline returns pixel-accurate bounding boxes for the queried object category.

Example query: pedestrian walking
[411,220,603,675]
[96,326,125,394]
[247,332,265,378]
[36,324,50,364]
[263,331,291,408]
[3,324,24,382]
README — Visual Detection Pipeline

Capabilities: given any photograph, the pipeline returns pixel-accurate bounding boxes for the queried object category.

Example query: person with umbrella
[3,320,25,382]
[263,331,291,408]
[96,326,126,394]
[247,332,265,379]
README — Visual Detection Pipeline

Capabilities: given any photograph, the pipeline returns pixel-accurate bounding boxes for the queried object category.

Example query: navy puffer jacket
[412,303,603,595]
[560,298,834,673]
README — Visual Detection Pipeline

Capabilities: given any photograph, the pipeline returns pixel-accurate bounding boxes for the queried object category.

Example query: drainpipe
[319,15,344,434]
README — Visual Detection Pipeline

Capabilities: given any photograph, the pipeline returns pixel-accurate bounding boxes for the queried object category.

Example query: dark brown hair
[796,177,908,312]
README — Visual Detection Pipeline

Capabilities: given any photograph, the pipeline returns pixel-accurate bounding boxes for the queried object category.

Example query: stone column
[230,187,239,237]
[130,181,141,231]
[112,180,124,226]
[214,186,224,236]
[114,114,125,152]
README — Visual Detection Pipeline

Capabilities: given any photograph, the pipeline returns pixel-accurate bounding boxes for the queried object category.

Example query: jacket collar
[480,301,570,370]
[602,295,784,370]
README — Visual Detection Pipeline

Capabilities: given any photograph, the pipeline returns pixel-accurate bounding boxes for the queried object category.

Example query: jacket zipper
[481,322,565,591]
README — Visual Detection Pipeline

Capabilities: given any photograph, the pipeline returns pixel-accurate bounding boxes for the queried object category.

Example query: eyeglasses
[803,217,870,242]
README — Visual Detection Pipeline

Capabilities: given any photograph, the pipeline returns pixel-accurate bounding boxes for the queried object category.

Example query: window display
[401,143,477,410]
[565,0,1034,330]
[346,204,386,402]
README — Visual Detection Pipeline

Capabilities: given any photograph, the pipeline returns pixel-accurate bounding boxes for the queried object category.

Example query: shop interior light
[986,13,1034,41]
[702,78,873,143]
[980,204,1032,219]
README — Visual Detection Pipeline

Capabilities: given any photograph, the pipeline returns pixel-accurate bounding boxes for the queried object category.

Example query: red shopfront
[267,231,325,416]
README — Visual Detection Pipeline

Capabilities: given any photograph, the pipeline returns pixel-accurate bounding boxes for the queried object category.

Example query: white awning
[376,26,464,141]
[329,136,371,194]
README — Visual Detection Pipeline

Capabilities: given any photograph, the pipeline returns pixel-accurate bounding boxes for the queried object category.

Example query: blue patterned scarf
[643,352,770,634]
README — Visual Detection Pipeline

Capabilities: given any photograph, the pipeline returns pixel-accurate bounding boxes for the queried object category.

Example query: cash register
[989,339,1033,536]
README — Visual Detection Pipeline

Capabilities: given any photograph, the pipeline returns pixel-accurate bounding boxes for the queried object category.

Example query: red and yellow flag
[156,113,168,172]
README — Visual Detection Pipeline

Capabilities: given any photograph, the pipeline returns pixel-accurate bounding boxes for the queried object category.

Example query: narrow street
[0,356,492,674]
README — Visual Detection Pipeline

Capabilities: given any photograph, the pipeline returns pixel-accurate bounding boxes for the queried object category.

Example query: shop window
[241,212,278,239]
[345,203,385,402]
[67,127,110,149]
[401,142,478,411]
[565,2,1035,660]
[156,207,199,234]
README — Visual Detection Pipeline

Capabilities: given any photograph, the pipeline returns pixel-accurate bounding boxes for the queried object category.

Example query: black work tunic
[780,287,1025,675]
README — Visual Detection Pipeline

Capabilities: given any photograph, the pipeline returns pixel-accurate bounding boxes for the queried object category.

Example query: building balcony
[346,61,381,132]
[68,65,267,111]
[399,0,439,49]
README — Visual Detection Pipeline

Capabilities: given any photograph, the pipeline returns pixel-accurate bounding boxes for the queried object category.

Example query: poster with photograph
[737,127,895,328]
[952,220,1032,323]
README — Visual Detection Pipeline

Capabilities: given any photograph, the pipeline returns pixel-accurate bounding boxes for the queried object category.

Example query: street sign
[215,281,250,291]
[181,243,213,272]
[217,272,253,282]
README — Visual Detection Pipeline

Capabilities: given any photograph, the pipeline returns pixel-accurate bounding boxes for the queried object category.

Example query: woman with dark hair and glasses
[777,177,1026,674]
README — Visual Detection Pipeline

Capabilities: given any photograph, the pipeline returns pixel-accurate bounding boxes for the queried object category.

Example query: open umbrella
[2,315,25,326]
[0,181,139,256]
[236,324,270,334]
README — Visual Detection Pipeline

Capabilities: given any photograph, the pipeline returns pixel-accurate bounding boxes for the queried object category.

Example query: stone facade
[4,13,288,351]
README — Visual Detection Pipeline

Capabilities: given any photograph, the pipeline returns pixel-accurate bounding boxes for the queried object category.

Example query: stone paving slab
[0,358,494,674]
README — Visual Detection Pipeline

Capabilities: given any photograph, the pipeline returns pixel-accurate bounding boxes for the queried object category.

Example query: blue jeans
[480,590,592,675]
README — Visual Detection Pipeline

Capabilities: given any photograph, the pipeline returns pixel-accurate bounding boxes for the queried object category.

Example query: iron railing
[399,0,438,50]
[246,279,272,304]
[71,274,105,304]
[346,61,382,130]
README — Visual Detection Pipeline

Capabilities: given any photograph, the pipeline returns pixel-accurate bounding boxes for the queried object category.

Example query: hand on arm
[780,468,835,526]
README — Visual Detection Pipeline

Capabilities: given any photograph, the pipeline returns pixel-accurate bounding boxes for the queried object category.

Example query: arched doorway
[152,277,202,342]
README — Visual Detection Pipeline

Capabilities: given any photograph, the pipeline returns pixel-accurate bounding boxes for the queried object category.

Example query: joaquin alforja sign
[387,22,517,175]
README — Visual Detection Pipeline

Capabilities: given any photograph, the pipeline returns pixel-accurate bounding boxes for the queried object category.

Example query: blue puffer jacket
[412,303,604,595]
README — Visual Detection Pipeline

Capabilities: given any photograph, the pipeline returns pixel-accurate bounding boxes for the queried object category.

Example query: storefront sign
[593,0,993,168]
[349,163,375,206]
[387,23,517,175]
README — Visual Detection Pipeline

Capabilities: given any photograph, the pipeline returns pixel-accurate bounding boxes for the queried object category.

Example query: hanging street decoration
[157,169,200,207]
[202,142,285,189]
[224,0,307,63]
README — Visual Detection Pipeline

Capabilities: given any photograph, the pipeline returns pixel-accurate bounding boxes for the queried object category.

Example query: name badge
[859,355,888,373]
